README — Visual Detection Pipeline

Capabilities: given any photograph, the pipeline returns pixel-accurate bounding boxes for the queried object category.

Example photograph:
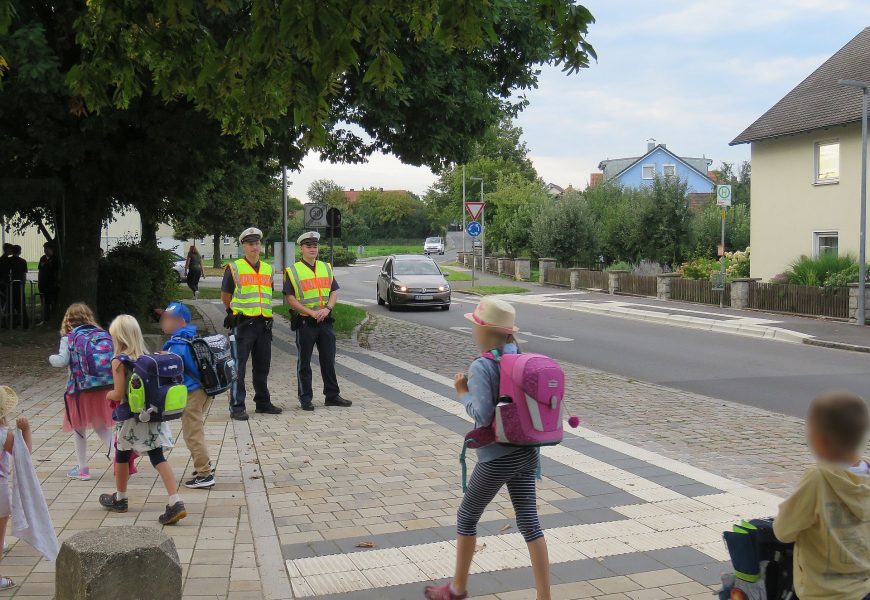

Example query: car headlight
[393,283,407,292]
[438,285,447,292]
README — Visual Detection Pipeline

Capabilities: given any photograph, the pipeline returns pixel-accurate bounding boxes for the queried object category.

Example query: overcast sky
[286,1,870,201]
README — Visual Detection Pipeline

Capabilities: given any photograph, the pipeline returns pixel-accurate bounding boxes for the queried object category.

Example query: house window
[663,164,676,177]
[814,231,839,257]
[815,141,839,183]
[222,235,232,245]
[642,164,655,180]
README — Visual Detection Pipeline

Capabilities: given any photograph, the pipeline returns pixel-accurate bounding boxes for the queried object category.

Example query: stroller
[719,518,795,600]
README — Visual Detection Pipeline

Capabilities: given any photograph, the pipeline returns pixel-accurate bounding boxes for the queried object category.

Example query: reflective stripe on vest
[228,259,273,317]
[285,261,333,309]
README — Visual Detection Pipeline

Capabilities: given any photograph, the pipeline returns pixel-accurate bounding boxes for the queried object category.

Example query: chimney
[349,188,354,191]
[661,144,666,150]
[647,138,656,152]
[379,187,384,192]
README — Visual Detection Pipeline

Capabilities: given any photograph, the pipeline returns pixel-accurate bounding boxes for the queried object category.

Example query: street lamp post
[838,79,869,325]
[281,166,290,274]
[462,165,466,253]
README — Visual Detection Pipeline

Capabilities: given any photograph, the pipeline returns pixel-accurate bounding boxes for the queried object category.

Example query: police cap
[239,227,263,243]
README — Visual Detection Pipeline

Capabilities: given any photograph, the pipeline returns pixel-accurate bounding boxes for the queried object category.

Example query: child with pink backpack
[425,297,574,600]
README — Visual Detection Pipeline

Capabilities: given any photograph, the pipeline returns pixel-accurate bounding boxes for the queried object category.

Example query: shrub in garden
[605,260,632,272]
[725,248,750,279]
[632,259,665,276]
[679,257,720,280]
[97,243,176,322]
[785,254,857,287]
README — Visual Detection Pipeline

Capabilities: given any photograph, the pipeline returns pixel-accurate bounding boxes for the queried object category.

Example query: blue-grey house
[596,140,714,195]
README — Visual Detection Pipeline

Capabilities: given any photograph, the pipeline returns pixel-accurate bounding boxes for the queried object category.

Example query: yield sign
[465,202,485,221]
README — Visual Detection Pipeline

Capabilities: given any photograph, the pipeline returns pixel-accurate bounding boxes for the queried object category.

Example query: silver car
[171,253,185,282]
[376,255,450,311]
[423,236,445,255]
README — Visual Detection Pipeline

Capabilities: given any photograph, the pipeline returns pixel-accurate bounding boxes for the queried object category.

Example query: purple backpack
[460,351,566,490]
[68,325,114,391]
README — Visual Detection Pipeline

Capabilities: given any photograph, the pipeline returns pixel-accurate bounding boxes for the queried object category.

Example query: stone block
[56,527,182,600]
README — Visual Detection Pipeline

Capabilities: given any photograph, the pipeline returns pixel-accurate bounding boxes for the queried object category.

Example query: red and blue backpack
[68,325,114,391]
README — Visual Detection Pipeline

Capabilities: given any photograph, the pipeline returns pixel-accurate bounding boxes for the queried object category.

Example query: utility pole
[462,165,466,253]
[281,166,288,274]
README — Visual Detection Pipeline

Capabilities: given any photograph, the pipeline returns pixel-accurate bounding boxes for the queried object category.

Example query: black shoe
[159,501,187,525]
[325,396,352,407]
[231,410,249,421]
[184,474,216,489]
[300,403,315,412]
[99,492,128,513]
[191,464,213,478]
[255,404,283,415]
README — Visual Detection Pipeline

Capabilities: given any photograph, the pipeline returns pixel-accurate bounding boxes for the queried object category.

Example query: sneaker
[184,474,216,489]
[301,402,315,412]
[67,466,91,481]
[98,492,128,513]
[191,465,213,478]
[158,501,187,525]
[424,583,468,599]
[255,404,283,414]
[230,410,249,421]
[325,395,352,407]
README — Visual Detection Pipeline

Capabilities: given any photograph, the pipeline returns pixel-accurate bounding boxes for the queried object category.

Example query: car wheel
[387,290,397,311]
[441,303,450,311]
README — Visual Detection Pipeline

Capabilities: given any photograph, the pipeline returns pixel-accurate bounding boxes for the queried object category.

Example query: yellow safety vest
[227,258,273,317]
[285,260,333,311]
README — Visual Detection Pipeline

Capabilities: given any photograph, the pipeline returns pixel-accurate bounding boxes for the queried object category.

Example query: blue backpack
[68,325,114,391]
[113,353,187,422]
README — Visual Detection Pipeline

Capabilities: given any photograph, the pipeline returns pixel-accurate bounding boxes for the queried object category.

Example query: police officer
[221,227,283,420]
[284,231,352,411]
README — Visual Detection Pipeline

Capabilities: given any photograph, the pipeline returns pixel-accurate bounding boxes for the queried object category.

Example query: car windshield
[394,260,441,276]
[425,237,441,244]
[171,253,184,262]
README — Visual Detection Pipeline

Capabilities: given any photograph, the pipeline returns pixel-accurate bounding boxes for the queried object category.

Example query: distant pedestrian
[0,244,11,326]
[37,242,60,322]
[222,227,282,420]
[8,246,28,329]
[49,303,114,482]
[185,245,203,299]
[425,298,550,600]
[283,231,351,412]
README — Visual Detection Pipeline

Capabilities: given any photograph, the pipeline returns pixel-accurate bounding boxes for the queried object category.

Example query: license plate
[415,294,434,301]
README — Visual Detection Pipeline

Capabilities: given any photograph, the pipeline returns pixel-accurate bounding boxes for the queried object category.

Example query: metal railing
[748,282,848,319]
[1,280,41,329]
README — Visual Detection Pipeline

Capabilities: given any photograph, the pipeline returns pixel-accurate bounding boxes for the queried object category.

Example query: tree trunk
[213,232,221,268]
[140,211,158,247]
[57,199,103,319]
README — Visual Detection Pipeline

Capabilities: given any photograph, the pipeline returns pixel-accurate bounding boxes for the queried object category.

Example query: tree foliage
[715,161,751,207]
[530,192,597,265]
[486,173,548,257]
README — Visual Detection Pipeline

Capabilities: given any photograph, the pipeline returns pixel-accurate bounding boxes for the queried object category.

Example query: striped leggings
[457,447,543,543]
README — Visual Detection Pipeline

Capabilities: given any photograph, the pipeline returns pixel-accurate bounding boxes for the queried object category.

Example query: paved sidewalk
[0,301,844,599]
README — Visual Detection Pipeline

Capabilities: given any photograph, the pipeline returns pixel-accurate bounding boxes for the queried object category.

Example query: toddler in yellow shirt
[774,390,869,600]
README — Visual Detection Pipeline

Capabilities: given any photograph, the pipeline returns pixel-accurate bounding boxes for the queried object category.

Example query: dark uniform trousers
[295,318,340,405]
[230,317,272,413]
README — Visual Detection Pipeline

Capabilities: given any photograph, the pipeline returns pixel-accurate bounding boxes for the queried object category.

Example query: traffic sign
[716,184,732,207]
[304,203,328,227]
[465,202,485,221]
[466,221,482,237]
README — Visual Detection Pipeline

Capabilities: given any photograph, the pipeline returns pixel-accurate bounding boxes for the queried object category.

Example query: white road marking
[286,351,779,595]
[340,300,365,307]
[353,298,377,304]
[449,297,478,305]
[448,325,572,343]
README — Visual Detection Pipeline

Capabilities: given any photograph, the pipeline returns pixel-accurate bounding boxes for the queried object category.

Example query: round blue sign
[466,221,482,237]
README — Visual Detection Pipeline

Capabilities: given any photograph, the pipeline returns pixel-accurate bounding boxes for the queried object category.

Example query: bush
[605,261,632,272]
[785,254,857,287]
[680,257,720,280]
[690,203,750,258]
[98,243,176,322]
[725,248,751,279]
[633,259,665,276]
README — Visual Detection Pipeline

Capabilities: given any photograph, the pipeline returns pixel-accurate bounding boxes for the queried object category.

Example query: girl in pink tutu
[49,303,115,481]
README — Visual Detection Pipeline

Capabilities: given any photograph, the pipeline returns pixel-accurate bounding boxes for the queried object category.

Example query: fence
[748,282,849,319]
[543,267,571,288]
[672,278,731,307]
[501,259,515,277]
[1,280,42,329]
[577,269,609,290]
[485,257,498,274]
[616,273,657,297]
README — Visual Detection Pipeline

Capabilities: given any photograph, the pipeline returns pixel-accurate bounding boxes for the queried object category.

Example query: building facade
[597,141,715,194]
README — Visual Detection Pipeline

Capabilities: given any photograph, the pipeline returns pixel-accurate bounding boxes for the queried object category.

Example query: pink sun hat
[464,297,519,334]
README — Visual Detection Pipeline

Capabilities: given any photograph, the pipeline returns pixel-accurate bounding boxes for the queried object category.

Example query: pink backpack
[460,350,566,490]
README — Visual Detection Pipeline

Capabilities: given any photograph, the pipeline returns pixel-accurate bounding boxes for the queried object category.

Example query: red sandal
[424,583,468,599]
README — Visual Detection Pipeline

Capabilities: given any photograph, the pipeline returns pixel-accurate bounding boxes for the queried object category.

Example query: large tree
[1,1,595,310]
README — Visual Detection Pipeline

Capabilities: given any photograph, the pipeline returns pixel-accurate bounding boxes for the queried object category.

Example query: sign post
[715,185,732,308]
[466,220,481,288]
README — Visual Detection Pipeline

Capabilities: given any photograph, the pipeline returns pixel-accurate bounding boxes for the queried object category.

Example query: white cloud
[720,55,830,85]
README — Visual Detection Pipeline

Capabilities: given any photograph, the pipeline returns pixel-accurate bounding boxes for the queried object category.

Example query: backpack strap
[459,437,474,492]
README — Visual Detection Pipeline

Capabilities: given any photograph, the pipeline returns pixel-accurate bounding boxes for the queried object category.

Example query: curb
[803,338,870,353]
[351,313,371,343]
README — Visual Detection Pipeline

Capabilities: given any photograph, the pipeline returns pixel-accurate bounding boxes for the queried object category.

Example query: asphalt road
[335,246,870,419]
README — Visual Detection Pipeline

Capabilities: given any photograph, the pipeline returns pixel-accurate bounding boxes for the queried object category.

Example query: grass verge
[462,285,529,295]
[442,267,472,282]
[172,286,223,300]
[273,303,366,334]
[357,245,421,258]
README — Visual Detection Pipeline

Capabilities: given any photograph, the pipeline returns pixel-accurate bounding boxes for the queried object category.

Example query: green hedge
[98,243,176,322]
[295,246,357,267]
